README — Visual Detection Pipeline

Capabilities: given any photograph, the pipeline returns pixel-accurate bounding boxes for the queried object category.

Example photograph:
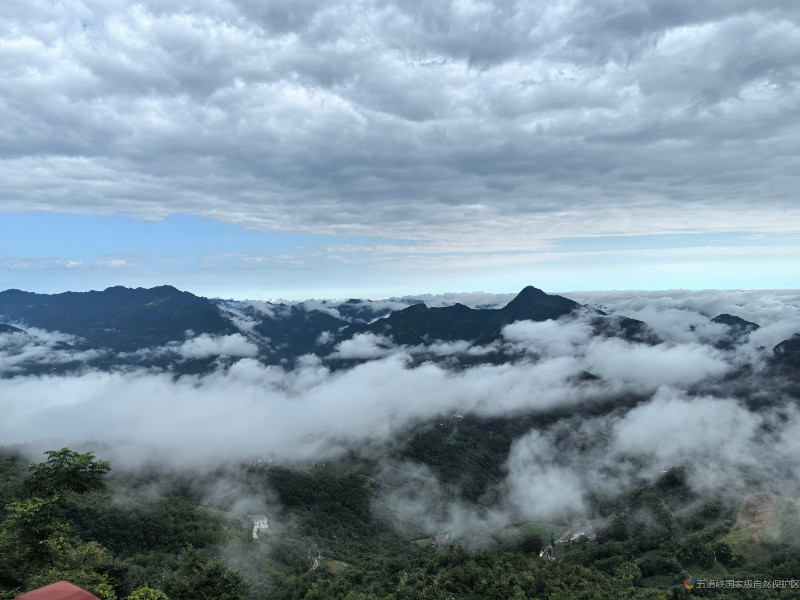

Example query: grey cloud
[299,301,346,320]
[565,289,800,354]
[216,303,262,333]
[0,346,611,467]
[0,327,104,375]
[1,1,799,251]
[606,387,800,497]
[329,332,394,359]
[176,333,258,359]
[232,0,330,36]
[565,289,800,324]
[585,339,730,388]
[373,459,514,547]
[1,257,87,271]
[505,428,589,521]
[388,291,515,309]
[500,312,732,390]
[3,291,800,548]
[611,389,760,475]
[315,331,334,345]
[502,385,800,526]
[774,412,800,483]
[308,292,513,311]
[502,318,595,357]
[126,332,260,361]
[328,331,473,361]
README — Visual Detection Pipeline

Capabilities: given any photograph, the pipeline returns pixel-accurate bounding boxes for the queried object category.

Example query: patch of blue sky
[2,213,798,298]
[0,212,403,260]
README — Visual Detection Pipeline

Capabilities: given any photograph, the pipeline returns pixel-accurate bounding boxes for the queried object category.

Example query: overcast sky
[2,0,799,299]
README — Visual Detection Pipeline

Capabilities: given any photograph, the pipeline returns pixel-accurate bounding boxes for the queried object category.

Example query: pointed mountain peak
[516,285,548,297]
[500,285,580,319]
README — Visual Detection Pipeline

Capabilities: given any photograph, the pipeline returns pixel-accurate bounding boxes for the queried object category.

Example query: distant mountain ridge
[0,284,634,373]
[2,284,796,377]
[344,285,584,345]
[343,285,659,348]
[0,324,25,335]
[0,285,232,352]
[0,284,588,353]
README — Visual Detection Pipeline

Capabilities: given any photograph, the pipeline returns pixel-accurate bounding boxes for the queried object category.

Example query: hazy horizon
[2,1,799,298]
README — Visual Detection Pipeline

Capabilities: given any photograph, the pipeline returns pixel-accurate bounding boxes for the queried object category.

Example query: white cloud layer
[330,333,394,360]
[175,333,258,359]
[566,289,800,355]
[0,327,103,375]
[2,290,799,532]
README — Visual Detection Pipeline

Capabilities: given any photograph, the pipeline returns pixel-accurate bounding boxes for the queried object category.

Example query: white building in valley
[249,514,269,539]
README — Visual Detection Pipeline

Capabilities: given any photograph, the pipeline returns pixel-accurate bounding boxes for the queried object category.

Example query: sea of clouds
[2,289,799,539]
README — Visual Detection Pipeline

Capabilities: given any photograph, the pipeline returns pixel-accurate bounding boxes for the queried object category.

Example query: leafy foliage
[2,440,800,600]
[158,547,247,600]
[125,586,169,600]
[400,419,511,502]
[25,448,110,498]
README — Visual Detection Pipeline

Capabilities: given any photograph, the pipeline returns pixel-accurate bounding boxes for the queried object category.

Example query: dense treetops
[3,433,799,600]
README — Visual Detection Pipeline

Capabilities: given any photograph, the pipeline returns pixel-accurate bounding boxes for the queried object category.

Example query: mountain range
[3,285,800,599]
[0,284,795,377]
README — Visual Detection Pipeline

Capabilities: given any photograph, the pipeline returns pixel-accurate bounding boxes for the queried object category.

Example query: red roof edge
[16,581,100,600]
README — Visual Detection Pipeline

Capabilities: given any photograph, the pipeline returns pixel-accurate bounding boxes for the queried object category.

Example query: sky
[2,0,800,299]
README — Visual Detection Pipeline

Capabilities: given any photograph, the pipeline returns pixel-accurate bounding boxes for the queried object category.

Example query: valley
[2,285,800,598]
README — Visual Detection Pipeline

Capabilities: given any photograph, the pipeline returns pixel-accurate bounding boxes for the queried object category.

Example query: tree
[25,540,118,599]
[159,547,248,600]
[0,498,117,599]
[613,561,642,587]
[24,449,110,499]
[125,586,169,600]
[0,449,114,597]
[0,497,66,577]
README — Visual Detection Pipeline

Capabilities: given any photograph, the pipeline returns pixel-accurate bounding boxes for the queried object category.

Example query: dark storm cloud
[1,1,799,250]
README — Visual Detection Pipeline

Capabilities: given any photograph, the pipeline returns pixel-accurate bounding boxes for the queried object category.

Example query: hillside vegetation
[2,425,799,599]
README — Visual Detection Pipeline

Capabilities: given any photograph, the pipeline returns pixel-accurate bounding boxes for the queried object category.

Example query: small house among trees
[248,514,269,539]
